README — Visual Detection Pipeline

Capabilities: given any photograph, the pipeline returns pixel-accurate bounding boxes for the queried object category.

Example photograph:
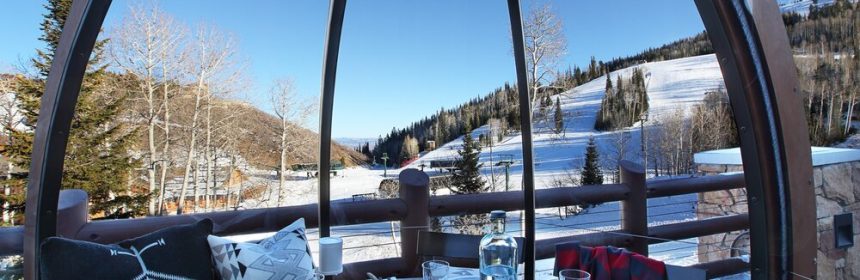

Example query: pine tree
[604,73,613,94]
[3,0,142,217]
[450,128,485,194]
[554,97,564,133]
[580,136,603,185]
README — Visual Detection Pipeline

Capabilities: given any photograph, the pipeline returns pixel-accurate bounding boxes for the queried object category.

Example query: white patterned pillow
[208,218,315,280]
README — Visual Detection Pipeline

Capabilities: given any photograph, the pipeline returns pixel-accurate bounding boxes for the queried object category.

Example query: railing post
[56,189,88,238]
[399,168,430,275]
[620,160,648,255]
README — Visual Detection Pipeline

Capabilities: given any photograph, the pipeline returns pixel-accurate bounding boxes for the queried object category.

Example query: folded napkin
[554,243,666,280]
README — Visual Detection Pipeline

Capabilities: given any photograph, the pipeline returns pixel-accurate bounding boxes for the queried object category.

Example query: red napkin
[554,242,667,280]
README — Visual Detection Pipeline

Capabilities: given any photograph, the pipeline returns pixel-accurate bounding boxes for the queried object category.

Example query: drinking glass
[558,269,590,280]
[422,260,449,280]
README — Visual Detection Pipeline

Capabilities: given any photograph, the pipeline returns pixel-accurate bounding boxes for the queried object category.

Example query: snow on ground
[778,0,830,15]
[233,54,741,268]
[830,120,860,149]
[405,54,724,187]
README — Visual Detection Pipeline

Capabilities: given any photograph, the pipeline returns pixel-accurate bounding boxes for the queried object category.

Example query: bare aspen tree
[652,108,693,175]
[177,26,237,215]
[842,55,857,136]
[201,99,247,211]
[156,20,186,216]
[0,75,17,224]
[607,131,632,183]
[202,63,245,213]
[0,76,18,136]
[111,4,186,215]
[270,79,315,206]
[192,159,200,212]
[523,3,567,117]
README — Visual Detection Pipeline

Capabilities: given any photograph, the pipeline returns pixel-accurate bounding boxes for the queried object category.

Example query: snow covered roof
[694,146,860,167]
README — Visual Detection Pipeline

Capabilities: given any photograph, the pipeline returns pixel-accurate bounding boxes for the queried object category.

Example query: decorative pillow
[40,218,214,280]
[208,218,315,280]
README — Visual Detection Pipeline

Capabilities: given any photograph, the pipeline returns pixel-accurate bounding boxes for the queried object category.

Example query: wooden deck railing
[0,161,750,279]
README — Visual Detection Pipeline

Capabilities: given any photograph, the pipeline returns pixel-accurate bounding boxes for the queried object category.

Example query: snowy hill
[235,54,729,267]
[405,54,724,187]
[777,0,857,15]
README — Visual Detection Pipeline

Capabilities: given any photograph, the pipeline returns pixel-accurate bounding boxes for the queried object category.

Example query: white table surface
[399,258,708,280]
[402,259,556,280]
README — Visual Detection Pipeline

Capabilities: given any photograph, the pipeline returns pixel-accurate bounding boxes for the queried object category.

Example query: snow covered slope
[237,54,730,266]
[405,54,724,187]
[777,0,857,15]
[778,0,831,14]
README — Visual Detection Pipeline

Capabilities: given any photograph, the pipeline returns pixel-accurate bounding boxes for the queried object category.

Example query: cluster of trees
[594,68,649,131]
[644,88,738,176]
[601,32,714,74]
[399,135,419,163]
[691,89,739,153]
[551,57,613,98]
[788,0,858,54]
[368,84,521,166]
[791,0,859,145]
[0,2,358,222]
[798,52,859,145]
[546,31,713,92]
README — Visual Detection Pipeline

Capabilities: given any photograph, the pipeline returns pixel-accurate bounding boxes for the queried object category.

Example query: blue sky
[0,1,705,139]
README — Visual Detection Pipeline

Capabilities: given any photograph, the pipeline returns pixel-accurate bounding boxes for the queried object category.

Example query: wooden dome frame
[22,0,815,279]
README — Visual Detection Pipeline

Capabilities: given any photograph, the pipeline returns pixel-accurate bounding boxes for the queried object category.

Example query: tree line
[789,0,859,145]
[367,84,522,166]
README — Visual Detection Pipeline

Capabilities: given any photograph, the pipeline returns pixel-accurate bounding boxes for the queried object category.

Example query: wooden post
[620,160,648,255]
[398,168,429,275]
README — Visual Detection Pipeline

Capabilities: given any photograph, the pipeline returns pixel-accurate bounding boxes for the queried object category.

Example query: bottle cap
[490,210,506,220]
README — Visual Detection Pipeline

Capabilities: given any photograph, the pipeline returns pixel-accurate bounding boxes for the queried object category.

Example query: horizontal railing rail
[647,173,746,198]
[429,184,630,217]
[0,162,749,279]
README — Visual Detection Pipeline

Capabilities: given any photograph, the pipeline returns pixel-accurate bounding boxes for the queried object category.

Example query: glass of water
[422,260,449,280]
[558,269,590,280]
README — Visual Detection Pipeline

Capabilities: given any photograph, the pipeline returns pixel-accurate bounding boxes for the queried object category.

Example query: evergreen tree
[580,137,603,185]
[450,128,485,194]
[595,68,649,131]
[604,73,613,93]
[3,0,142,217]
[553,97,564,133]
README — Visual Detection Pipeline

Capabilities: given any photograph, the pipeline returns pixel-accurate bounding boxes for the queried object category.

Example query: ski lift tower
[494,154,515,192]
[381,153,389,177]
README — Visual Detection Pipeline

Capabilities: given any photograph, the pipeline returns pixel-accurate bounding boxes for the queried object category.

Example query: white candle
[319,237,343,275]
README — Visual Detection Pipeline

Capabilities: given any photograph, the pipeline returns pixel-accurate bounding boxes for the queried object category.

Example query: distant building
[426,140,436,151]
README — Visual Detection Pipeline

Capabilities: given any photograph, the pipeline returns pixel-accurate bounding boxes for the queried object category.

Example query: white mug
[319,237,343,275]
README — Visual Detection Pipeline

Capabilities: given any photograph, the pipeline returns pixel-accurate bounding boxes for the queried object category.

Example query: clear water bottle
[479,210,518,280]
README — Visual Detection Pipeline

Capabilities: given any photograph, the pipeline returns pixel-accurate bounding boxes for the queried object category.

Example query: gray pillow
[208,218,315,280]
